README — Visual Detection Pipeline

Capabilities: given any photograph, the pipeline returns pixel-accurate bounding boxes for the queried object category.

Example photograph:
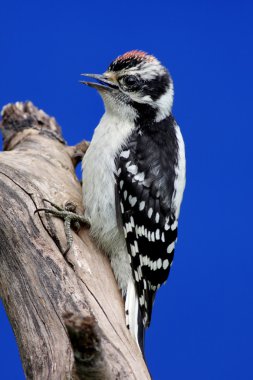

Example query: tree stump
[0,102,151,380]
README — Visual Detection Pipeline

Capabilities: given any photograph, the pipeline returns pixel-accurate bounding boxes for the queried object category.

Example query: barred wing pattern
[115,122,179,327]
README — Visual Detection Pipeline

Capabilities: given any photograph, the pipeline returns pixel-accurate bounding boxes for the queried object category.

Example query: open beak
[80,73,118,91]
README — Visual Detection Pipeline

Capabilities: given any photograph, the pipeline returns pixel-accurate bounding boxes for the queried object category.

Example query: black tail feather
[138,305,146,357]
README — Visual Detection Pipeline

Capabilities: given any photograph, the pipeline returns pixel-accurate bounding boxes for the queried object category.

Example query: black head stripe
[141,72,171,101]
[108,57,142,72]
[108,50,151,72]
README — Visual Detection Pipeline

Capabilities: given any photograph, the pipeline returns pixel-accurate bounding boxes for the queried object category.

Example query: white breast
[82,111,134,291]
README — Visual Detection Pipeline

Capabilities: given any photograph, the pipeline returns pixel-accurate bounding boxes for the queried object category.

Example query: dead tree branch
[0,102,151,380]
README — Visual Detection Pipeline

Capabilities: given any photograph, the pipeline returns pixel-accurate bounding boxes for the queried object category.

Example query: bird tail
[125,279,145,355]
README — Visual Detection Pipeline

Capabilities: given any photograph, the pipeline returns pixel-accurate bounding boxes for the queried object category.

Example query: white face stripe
[155,85,174,122]
[123,62,163,80]
[109,58,162,80]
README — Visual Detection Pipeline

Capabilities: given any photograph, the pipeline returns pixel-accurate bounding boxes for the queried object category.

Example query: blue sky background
[0,0,253,379]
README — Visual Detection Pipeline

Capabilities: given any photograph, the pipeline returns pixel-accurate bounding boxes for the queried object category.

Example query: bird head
[81,50,173,123]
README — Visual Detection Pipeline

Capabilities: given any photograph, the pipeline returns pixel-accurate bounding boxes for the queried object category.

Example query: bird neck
[133,101,172,130]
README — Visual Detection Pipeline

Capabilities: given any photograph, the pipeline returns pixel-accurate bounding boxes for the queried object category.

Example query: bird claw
[35,199,90,255]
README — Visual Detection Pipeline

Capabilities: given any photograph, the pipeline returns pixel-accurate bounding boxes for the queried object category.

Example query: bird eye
[123,75,138,87]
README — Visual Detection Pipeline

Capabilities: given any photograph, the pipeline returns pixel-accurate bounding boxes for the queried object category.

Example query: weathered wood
[64,313,111,380]
[0,102,151,380]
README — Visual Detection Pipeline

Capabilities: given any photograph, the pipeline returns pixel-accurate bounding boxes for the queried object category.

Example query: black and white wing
[116,117,182,327]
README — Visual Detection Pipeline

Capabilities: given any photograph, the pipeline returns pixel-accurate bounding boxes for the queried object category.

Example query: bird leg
[35,199,90,255]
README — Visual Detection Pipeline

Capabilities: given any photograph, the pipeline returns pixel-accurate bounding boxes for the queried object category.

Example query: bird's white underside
[82,110,135,292]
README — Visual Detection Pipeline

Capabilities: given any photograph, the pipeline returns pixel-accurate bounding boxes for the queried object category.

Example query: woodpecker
[80,50,186,352]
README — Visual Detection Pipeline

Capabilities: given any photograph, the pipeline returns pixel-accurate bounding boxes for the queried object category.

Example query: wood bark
[0,102,151,380]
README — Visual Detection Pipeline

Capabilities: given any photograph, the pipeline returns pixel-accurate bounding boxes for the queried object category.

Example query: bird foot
[35,199,90,255]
